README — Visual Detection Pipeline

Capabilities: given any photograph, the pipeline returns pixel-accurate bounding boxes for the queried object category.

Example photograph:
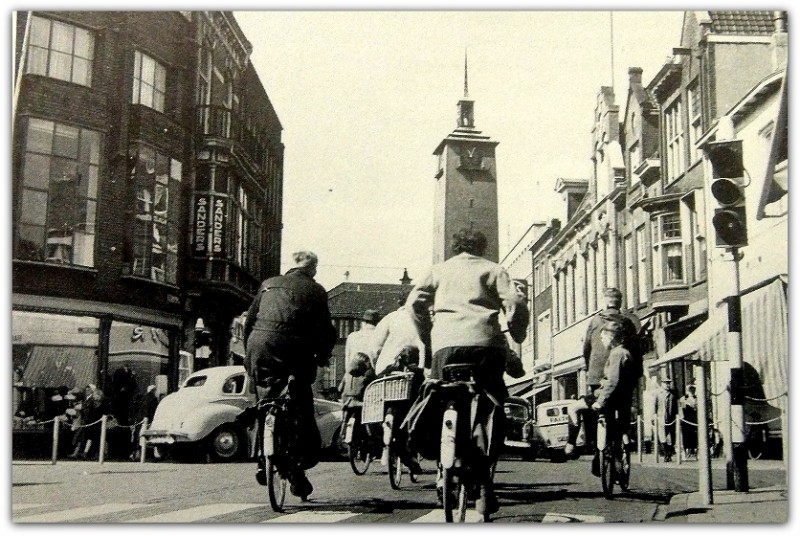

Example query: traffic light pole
[726,247,748,491]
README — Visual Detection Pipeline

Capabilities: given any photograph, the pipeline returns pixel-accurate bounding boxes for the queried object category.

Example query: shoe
[255,469,267,486]
[476,485,499,516]
[591,454,600,477]
[405,458,423,475]
[564,443,579,460]
[436,486,456,507]
[289,471,313,498]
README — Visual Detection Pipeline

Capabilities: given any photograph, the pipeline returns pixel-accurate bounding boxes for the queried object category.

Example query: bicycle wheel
[600,447,614,499]
[388,448,403,490]
[263,414,287,512]
[348,427,374,475]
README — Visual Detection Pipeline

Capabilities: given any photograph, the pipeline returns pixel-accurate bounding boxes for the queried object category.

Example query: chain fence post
[139,418,148,463]
[51,417,60,465]
[98,415,108,464]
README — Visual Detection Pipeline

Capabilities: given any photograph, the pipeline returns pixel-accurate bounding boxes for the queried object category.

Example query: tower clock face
[460,144,483,170]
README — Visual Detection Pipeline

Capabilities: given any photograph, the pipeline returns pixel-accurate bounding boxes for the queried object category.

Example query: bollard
[98,415,108,464]
[52,417,60,465]
[676,415,683,465]
[653,417,660,464]
[139,418,148,463]
[637,415,643,463]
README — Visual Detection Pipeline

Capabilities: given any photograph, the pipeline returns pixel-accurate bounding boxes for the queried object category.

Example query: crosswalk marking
[12,503,47,513]
[264,510,359,523]
[130,503,264,523]
[411,509,483,523]
[542,512,605,523]
[15,503,149,523]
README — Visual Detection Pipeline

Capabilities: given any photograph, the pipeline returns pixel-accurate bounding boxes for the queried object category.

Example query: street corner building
[11,11,285,460]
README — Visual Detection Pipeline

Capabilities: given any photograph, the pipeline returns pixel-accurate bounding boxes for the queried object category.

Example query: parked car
[142,366,343,462]
[503,396,543,461]
[534,399,585,461]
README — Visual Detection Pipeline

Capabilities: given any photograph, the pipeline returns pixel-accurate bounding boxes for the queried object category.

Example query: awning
[648,278,788,409]
[506,372,535,396]
[515,383,551,400]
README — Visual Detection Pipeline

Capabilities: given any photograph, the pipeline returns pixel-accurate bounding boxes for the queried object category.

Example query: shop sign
[211,197,226,256]
[193,195,210,256]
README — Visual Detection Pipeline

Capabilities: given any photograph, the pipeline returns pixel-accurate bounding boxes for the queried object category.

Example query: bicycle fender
[440,408,458,468]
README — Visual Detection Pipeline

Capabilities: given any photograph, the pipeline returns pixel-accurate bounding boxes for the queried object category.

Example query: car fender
[174,402,245,441]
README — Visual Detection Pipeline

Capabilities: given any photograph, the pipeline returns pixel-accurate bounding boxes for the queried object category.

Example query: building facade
[11,12,283,447]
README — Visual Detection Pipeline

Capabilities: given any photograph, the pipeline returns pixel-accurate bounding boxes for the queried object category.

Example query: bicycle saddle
[442,364,477,383]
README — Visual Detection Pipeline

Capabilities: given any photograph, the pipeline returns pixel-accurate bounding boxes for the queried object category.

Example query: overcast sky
[232,8,685,289]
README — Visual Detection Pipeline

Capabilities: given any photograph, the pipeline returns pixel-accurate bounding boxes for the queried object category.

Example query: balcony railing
[195,104,269,173]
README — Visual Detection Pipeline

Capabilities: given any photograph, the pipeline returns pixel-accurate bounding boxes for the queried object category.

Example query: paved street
[11,455,787,523]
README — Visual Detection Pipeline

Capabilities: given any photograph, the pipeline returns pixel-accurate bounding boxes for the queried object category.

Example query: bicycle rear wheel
[600,447,614,499]
[348,427,375,475]
[263,414,287,512]
[388,448,403,489]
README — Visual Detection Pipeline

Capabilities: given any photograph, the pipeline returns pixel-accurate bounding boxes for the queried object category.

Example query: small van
[533,399,585,461]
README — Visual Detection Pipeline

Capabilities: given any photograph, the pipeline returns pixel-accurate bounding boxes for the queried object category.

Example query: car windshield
[505,404,527,420]
[184,376,207,388]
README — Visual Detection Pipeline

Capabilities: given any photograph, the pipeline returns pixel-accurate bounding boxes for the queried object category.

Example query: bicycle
[597,410,631,499]
[438,364,497,523]
[362,372,420,489]
[256,376,306,512]
[342,401,381,475]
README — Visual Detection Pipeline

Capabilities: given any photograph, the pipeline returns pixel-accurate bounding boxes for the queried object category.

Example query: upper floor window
[665,98,685,182]
[132,51,166,113]
[624,234,635,308]
[636,225,648,304]
[651,212,683,286]
[15,118,100,266]
[26,15,94,86]
[130,144,181,284]
[687,82,702,163]
[230,176,264,276]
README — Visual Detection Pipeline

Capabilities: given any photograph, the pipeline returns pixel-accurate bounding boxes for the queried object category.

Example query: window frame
[664,98,685,183]
[132,50,167,113]
[651,212,685,287]
[25,15,94,87]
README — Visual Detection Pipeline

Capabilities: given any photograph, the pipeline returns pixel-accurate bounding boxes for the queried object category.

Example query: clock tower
[432,56,500,263]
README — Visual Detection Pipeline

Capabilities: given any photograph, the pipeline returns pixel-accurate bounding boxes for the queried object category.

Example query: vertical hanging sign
[211,197,227,256]
[193,195,210,256]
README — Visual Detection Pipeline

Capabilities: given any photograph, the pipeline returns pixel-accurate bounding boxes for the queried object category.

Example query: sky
[232,8,686,290]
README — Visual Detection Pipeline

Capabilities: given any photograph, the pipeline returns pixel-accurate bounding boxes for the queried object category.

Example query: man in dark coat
[243,250,336,498]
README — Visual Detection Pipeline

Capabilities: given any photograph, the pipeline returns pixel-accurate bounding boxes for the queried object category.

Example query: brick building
[11,12,283,447]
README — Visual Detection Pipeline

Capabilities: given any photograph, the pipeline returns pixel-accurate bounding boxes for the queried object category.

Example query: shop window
[12,311,99,424]
[26,15,94,86]
[132,51,166,113]
[14,118,99,266]
[130,143,181,284]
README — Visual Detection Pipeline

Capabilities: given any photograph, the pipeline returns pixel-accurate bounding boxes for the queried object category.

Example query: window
[15,118,100,266]
[665,98,685,182]
[651,212,684,286]
[625,235,635,308]
[685,193,707,282]
[229,177,264,275]
[130,144,181,284]
[578,253,588,317]
[26,15,94,86]
[636,226,648,304]
[629,141,640,176]
[687,82,702,163]
[587,245,597,312]
[132,51,166,113]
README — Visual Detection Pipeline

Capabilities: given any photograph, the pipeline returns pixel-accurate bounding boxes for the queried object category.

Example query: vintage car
[534,399,585,461]
[142,366,343,462]
[503,396,543,460]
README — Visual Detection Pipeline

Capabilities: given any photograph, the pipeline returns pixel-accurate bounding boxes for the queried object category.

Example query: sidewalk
[654,484,789,523]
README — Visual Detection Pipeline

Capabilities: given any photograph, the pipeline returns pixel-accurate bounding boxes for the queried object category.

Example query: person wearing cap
[243,249,337,498]
[565,287,640,457]
[589,319,640,476]
[679,384,698,458]
[655,376,678,461]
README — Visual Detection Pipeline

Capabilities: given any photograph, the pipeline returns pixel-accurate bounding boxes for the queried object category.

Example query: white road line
[15,503,149,523]
[130,503,264,523]
[411,509,483,523]
[12,503,48,512]
[264,510,360,523]
[542,512,605,523]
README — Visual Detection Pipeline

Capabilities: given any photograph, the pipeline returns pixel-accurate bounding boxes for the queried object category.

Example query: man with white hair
[243,250,336,498]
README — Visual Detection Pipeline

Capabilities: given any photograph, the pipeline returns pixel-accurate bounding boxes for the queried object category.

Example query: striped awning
[649,277,788,409]
[21,345,97,390]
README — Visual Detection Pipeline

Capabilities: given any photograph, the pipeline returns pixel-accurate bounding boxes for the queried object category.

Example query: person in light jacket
[372,296,432,377]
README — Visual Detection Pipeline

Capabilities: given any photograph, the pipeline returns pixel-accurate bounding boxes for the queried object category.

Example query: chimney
[771,11,788,70]
[399,268,412,286]
[628,67,643,86]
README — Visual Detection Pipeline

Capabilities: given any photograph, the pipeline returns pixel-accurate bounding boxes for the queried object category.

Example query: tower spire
[464,48,469,98]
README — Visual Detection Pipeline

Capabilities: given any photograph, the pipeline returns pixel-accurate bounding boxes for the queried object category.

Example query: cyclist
[243,250,336,499]
[590,320,640,475]
[409,228,529,515]
[565,287,640,468]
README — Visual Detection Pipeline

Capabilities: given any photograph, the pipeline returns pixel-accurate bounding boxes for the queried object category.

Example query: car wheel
[207,424,244,462]
[522,449,537,462]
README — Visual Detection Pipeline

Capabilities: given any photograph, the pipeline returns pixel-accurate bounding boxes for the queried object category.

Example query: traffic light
[705,139,747,248]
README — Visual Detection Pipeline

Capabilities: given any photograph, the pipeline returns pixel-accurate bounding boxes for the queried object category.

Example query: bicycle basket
[361,373,415,424]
